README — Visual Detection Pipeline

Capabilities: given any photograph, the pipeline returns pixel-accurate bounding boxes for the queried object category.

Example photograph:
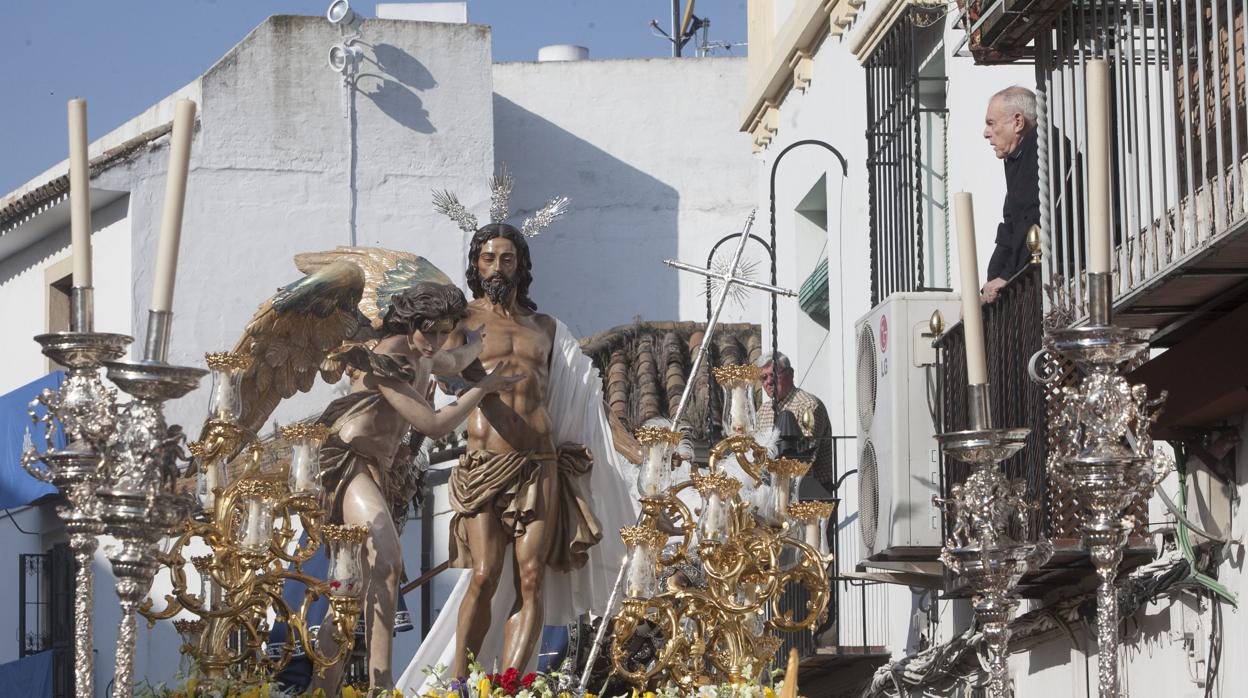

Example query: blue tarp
[0,649,54,696]
[0,373,64,509]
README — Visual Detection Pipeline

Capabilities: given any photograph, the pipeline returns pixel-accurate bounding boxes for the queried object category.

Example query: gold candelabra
[609,365,833,688]
[138,353,364,682]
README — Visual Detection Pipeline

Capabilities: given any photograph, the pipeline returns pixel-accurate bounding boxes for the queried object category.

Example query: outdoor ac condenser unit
[854,291,961,563]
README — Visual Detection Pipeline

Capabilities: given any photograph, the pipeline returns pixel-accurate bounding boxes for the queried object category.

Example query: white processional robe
[396,321,640,691]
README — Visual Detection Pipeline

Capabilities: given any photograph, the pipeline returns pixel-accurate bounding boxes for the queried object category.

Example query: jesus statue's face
[477,237,519,305]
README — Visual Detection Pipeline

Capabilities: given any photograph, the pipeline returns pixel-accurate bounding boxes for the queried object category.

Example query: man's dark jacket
[987,127,1040,281]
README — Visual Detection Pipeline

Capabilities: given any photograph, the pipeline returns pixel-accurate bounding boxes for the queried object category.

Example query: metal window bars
[1038,0,1248,316]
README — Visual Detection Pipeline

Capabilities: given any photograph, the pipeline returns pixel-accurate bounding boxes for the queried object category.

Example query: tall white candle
[954,192,989,386]
[68,99,92,288]
[151,100,197,312]
[729,386,749,433]
[1086,59,1111,274]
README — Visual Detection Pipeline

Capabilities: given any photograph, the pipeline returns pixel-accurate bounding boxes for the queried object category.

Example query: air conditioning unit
[854,291,961,563]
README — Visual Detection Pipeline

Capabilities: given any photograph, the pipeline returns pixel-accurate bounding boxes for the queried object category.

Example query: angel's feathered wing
[229,247,452,435]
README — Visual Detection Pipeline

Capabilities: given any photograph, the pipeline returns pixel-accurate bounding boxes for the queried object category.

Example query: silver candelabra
[22,289,205,698]
[1045,272,1171,698]
[935,383,1053,698]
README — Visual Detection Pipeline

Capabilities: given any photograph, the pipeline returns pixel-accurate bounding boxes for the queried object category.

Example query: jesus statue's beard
[482,274,515,306]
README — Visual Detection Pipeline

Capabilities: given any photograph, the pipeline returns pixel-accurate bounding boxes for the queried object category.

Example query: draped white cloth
[396,320,639,690]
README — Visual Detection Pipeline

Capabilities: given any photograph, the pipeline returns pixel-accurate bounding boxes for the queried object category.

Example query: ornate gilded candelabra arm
[609,595,685,685]
[707,435,768,484]
[765,538,830,633]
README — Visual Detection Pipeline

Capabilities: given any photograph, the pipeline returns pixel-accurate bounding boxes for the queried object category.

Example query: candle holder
[934,418,1052,698]
[142,413,364,684]
[1045,272,1171,698]
[713,364,762,435]
[21,313,132,698]
[97,357,206,698]
[635,426,681,498]
[608,428,831,689]
[283,423,328,499]
[767,457,810,522]
[787,501,835,559]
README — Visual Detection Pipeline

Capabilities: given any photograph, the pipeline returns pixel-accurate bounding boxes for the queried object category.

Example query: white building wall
[0,196,133,396]
[491,57,758,338]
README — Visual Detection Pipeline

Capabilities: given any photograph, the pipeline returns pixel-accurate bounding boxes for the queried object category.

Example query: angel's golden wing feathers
[294,246,452,330]
[230,260,366,434]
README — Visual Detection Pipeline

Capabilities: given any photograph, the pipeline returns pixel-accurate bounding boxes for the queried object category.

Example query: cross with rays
[663,209,795,426]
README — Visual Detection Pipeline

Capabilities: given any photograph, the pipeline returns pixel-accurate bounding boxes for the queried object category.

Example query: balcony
[1038,0,1248,348]
[933,261,1154,597]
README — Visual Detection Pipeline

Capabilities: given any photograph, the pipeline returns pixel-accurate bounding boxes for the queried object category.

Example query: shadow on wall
[357,42,437,134]
[492,95,679,337]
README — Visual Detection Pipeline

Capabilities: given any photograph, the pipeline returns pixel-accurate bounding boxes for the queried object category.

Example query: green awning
[798,257,830,328]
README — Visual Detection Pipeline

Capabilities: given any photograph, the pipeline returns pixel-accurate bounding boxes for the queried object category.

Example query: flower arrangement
[418,656,802,698]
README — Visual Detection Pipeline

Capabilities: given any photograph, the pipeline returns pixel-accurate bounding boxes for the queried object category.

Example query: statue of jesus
[444,222,603,675]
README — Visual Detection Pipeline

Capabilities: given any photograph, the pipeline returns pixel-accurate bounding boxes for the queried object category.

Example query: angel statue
[397,169,640,689]
[217,249,521,692]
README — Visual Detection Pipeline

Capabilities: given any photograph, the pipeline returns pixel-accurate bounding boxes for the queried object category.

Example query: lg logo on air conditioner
[878,315,888,378]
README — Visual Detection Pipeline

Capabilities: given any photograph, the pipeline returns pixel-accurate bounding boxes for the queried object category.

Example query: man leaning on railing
[980,86,1040,304]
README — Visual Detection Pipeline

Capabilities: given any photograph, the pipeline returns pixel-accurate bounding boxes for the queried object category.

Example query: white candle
[641,445,665,496]
[730,386,749,433]
[68,99,92,288]
[243,498,263,547]
[1086,59,1111,274]
[203,461,219,510]
[954,192,989,385]
[625,551,653,598]
[775,474,792,514]
[804,522,820,548]
[151,100,197,313]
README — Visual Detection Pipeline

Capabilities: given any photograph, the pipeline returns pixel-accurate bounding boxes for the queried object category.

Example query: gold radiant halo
[322,524,370,543]
[634,426,682,446]
[619,525,668,550]
[767,457,812,479]
[712,364,762,387]
[787,500,836,523]
[280,422,329,442]
[204,351,253,371]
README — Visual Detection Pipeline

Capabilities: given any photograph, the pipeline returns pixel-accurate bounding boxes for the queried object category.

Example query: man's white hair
[993,86,1037,127]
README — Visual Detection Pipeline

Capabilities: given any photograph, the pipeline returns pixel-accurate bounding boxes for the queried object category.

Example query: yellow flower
[478,678,493,696]
[764,689,776,698]
[342,687,360,698]
[583,694,596,698]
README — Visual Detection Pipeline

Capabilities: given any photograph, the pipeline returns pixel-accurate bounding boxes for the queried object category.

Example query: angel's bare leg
[312,471,403,690]
[501,460,558,671]
[452,509,507,677]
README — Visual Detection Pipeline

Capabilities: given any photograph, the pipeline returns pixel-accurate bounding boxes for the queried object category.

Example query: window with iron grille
[866,7,950,306]
[19,545,75,698]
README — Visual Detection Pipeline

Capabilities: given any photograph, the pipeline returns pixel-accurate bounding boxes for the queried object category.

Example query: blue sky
[0,1,747,195]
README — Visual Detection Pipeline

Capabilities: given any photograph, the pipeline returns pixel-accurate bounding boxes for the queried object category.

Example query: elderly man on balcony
[980,86,1041,304]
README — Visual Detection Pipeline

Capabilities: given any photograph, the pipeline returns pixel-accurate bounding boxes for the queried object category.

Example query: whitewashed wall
[491,57,758,338]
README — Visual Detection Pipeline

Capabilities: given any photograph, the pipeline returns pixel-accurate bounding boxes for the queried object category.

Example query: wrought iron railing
[1037,0,1248,315]
[775,436,892,662]
[866,6,951,305]
[934,263,1049,539]
[19,545,74,698]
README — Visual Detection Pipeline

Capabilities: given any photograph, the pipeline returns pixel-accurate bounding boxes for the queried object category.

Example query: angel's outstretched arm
[431,325,484,375]
[373,359,521,438]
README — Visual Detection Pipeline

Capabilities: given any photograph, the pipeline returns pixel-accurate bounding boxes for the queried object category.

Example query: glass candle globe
[282,423,328,498]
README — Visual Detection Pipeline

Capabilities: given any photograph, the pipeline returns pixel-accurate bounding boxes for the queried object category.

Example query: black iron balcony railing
[934,263,1049,539]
